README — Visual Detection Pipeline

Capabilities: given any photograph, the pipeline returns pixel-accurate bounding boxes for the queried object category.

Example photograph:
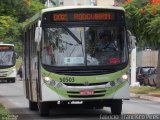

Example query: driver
[96,32,117,51]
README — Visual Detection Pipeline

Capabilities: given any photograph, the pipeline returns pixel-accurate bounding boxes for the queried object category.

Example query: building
[43,0,118,7]
[97,0,114,6]
[114,0,126,6]
[137,50,158,67]
[59,0,96,6]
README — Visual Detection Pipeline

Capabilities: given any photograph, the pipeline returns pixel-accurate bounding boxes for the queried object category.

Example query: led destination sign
[52,12,115,22]
[0,46,11,50]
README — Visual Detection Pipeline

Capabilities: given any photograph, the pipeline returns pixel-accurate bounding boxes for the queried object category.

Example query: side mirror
[35,27,42,43]
[35,27,42,51]
[15,52,19,59]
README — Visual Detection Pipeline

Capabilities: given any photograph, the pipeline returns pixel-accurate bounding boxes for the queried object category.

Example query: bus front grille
[68,94,105,98]
[0,71,8,73]
[67,90,106,94]
[64,82,108,86]
[67,90,106,98]
[0,74,7,77]
[0,71,8,77]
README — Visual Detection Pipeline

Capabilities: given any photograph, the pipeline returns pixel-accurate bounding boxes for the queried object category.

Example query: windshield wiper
[61,24,82,44]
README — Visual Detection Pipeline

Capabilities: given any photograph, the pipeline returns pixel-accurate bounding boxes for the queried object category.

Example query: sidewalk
[130,93,160,102]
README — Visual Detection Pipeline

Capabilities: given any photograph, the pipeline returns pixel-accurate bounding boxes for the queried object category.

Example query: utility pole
[130,46,137,86]
[130,37,140,87]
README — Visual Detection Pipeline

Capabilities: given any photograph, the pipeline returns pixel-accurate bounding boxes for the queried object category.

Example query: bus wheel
[11,78,15,83]
[39,102,50,116]
[110,100,122,115]
[29,100,38,110]
[7,79,10,83]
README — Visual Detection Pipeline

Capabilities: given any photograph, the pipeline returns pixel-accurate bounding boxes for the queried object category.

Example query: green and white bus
[0,43,17,83]
[23,6,134,116]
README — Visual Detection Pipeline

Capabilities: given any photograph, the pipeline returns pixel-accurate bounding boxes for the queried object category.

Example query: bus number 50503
[59,77,75,83]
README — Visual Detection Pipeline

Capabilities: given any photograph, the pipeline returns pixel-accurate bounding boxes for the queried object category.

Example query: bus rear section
[24,6,130,116]
[0,43,17,83]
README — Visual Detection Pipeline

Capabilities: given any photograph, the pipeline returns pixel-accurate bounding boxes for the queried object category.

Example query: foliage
[0,0,44,56]
[0,0,44,22]
[0,16,20,41]
[0,103,16,120]
[146,16,160,45]
[124,0,160,49]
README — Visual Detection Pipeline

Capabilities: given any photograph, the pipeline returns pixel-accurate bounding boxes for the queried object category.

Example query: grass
[130,86,160,95]
[0,104,17,120]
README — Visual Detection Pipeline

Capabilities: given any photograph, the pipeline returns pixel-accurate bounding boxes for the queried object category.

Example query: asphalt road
[0,80,160,120]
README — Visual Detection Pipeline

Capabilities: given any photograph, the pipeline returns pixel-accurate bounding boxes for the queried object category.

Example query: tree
[0,16,20,41]
[124,0,160,86]
[124,0,160,48]
[124,0,149,47]
[0,0,44,22]
[0,0,44,56]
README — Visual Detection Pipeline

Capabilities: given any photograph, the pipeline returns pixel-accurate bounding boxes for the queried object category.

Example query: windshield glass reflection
[42,26,128,67]
[0,51,14,66]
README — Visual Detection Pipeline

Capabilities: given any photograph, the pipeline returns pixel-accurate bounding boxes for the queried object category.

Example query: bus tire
[39,102,50,116]
[110,100,122,115]
[7,79,10,83]
[11,78,15,83]
[29,100,38,110]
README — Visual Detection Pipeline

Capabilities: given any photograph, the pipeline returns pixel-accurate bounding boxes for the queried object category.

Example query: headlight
[44,77,50,82]
[12,68,16,72]
[110,81,116,87]
[57,83,63,88]
[106,74,127,88]
[122,74,128,80]
[43,77,63,88]
[44,77,55,85]
[50,80,56,86]
[8,68,16,74]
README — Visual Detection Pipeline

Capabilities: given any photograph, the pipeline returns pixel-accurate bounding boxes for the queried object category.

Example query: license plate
[80,90,94,95]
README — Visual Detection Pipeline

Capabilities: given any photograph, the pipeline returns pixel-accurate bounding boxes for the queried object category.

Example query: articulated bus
[0,43,16,83]
[23,6,134,116]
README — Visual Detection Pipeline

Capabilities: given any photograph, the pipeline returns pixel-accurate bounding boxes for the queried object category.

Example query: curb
[130,93,160,103]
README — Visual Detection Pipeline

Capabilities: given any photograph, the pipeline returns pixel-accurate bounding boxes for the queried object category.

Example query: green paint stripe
[44,81,127,99]
[41,66,129,83]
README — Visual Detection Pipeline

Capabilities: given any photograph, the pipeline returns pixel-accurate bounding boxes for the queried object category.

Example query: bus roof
[41,6,125,13]
[26,6,125,28]
[0,43,14,47]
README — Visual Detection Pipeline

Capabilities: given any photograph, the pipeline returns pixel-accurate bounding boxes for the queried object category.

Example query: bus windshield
[0,50,15,66]
[42,25,128,67]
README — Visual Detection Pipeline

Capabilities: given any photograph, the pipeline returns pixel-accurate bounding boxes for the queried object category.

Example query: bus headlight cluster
[57,83,63,88]
[122,74,128,80]
[7,68,16,75]
[43,77,64,88]
[50,80,56,86]
[11,68,16,72]
[106,74,128,87]
[109,81,116,87]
